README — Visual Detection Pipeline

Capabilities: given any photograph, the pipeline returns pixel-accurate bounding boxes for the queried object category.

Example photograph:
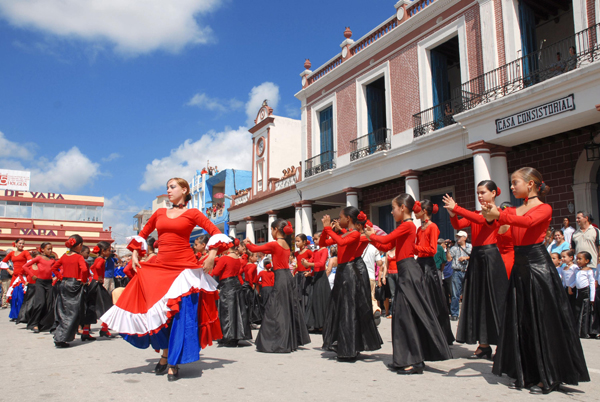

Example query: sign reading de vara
[495,94,575,134]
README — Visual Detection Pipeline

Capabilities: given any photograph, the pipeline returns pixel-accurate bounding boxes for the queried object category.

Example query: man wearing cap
[447,230,472,321]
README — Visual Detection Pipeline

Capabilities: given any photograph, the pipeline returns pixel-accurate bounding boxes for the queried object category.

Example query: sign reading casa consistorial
[495,94,575,134]
[0,169,30,191]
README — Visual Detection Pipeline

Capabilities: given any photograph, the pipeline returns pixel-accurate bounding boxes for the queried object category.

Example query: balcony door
[377,204,396,235]
[366,77,386,151]
[319,106,334,166]
[429,193,454,241]
[518,0,538,81]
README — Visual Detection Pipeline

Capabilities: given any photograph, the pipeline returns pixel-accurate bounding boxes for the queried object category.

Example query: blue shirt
[550,241,570,256]
[104,257,116,279]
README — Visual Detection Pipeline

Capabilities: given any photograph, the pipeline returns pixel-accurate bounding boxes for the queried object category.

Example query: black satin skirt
[81,280,114,326]
[295,272,312,314]
[417,257,455,345]
[16,284,36,325]
[354,257,383,346]
[53,278,84,343]
[256,269,310,353]
[455,244,508,345]
[305,271,331,329]
[260,286,273,311]
[391,258,452,368]
[27,279,53,330]
[218,277,252,342]
[322,260,382,358]
[492,243,590,387]
[40,284,58,332]
[241,282,262,324]
[572,287,595,338]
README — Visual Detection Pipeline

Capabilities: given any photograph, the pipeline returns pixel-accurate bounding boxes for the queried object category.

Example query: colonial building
[236,0,600,240]
[0,189,113,255]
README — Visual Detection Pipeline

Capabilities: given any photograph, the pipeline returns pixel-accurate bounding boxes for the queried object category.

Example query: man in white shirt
[571,211,600,269]
[255,252,267,274]
[562,217,575,245]
[362,244,383,318]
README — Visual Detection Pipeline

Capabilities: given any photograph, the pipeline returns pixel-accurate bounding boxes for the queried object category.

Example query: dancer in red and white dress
[100,178,229,381]
[3,238,32,321]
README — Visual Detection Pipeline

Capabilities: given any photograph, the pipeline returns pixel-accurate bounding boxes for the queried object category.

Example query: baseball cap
[457,230,468,238]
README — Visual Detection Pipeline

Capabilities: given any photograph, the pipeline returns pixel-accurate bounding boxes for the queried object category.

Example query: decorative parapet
[233,192,250,206]
[274,174,297,192]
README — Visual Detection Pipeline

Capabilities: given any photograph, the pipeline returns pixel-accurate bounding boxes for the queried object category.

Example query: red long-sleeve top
[497,227,514,278]
[369,220,416,261]
[3,250,32,280]
[354,235,370,259]
[52,253,88,280]
[256,270,275,287]
[90,257,105,280]
[414,222,440,258]
[295,249,313,272]
[450,205,499,246]
[387,255,398,274]
[311,248,329,273]
[242,263,258,284]
[23,256,59,281]
[319,227,360,264]
[498,204,552,246]
[246,241,290,270]
[212,255,243,283]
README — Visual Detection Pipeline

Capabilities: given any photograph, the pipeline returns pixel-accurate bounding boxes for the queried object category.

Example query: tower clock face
[257,138,265,156]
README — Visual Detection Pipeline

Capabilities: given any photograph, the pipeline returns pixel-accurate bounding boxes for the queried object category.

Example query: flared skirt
[53,278,84,343]
[305,271,331,329]
[218,277,252,342]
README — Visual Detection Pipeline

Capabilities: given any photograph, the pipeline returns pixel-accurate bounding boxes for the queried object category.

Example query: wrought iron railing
[304,150,336,178]
[350,128,391,160]
[460,22,600,111]
[413,98,464,138]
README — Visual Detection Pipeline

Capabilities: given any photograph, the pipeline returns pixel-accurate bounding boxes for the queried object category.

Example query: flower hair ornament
[65,238,77,248]
[12,242,16,247]
[92,246,100,254]
[412,201,422,213]
[357,211,367,222]
[432,204,439,214]
[283,221,294,235]
[539,182,546,192]
[496,187,502,196]
[366,220,373,228]
[234,238,240,247]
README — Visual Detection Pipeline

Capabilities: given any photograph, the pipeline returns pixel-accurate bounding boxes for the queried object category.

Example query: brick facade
[336,80,358,156]
[494,0,506,68]
[588,0,596,26]
[390,43,420,134]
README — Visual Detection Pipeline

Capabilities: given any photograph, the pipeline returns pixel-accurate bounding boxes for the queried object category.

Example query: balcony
[350,128,391,160]
[413,23,600,138]
[304,150,336,178]
[460,23,599,112]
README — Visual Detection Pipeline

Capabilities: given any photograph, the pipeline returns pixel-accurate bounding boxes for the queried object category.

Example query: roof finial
[344,27,352,39]
[304,59,311,70]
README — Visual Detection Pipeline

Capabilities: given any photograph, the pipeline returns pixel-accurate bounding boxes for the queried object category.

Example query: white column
[501,0,521,63]
[471,148,492,210]
[228,222,237,238]
[267,210,278,230]
[490,148,511,205]
[402,170,421,227]
[344,188,359,208]
[294,203,303,236]
[301,202,313,237]
[245,218,255,243]
[478,0,499,75]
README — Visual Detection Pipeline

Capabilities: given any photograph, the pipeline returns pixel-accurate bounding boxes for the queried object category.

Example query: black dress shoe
[468,346,492,360]
[167,365,179,382]
[530,382,560,394]
[81,334,96,342]
[397,365,424,375]
[155,357,168,376]
[54,341,70,348]
[99,330,116,338]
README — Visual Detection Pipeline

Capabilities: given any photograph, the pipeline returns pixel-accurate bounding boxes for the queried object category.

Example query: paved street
[2,308,598,401]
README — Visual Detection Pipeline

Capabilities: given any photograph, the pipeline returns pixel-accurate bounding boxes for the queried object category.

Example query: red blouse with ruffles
[295,249,313,272]
[319,227,360,264]
[369,220,416,261]
[450,205,499,246]
[414,222,440,258]
[498,204,552,246]
[246,241,290,270]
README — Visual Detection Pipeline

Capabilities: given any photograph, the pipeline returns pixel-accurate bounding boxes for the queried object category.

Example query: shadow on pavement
[111,356,237,380]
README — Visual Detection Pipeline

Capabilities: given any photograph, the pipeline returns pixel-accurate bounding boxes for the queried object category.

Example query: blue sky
[0,0,396,242]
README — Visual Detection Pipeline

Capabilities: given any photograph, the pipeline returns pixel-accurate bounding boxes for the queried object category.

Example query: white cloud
[0,0,223,55]
[101,152,122,162]
[0,131,34,159]
[245,82,280,126]
[140,127,251,192]
[103,194,139,245]
[30,147,100,192]
[284,103,301,119]
[186,93,244,113]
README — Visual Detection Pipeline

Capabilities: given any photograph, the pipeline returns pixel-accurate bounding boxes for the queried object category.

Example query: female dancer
[482,167,589,393]
[414,201,454,345]
[3,239,32,321]
[443,181,509,358]
[52,235,88,348]
[365,194,451,374]
[212,238,252,346]
[320,207,381,360]
[241,252,261,325]
[101,177,226,381]
[497,202,514,278]
[302,231,330,332]
[194,235,209,262]
[22,243,59,332]
[255,261,275,310]
[244,219,310,353]
[89,241,114,338]
[293,234,313,314]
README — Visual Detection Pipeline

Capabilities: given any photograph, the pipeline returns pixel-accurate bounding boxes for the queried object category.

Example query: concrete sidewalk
[1,308,598,401]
